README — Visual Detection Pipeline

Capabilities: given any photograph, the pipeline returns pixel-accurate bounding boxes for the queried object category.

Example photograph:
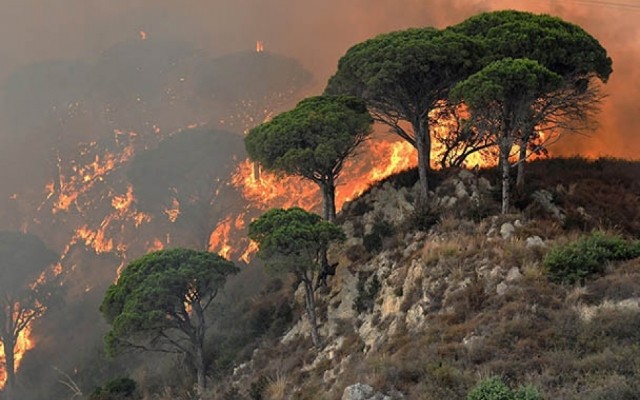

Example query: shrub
[467,377,512,400]
[89,377,139,400]
[513,385,543,400]
[363,220,395,253]
[543,232,640,284]
[467,377,542,400]
[354,274,381,314]
[409,200,440,232]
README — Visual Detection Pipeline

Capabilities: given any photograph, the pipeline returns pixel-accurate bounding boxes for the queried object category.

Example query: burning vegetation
[0,1,636,399]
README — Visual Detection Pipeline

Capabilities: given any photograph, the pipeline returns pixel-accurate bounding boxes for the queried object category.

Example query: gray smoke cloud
[1,0,636,158]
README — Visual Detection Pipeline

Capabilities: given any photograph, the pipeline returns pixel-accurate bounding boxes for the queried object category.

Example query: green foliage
[246,95,372,220]
[467,377,513,400]
[326,27,484,195]
[363,220,395,253]
[449,10,612,81]
[451,58,562,110]
[246,95,372,178]
[248,208,345,276]
[100,248,238,356]
[544,232,640,284]
[89,377,140,400]
[513,385,543,400]
[467,377,542,400]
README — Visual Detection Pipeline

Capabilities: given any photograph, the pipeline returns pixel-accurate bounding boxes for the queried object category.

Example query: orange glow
[163,196,181,222]
[112,185,135,211]
[0,325,34,388]
[256,40,264,53]
[232,138,419,213]
[147,238,164,252]
[140,31,147,40]
[208,218,233,259]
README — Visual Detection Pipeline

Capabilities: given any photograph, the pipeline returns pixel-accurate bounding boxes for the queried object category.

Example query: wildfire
[207,138,420,262]
[140,30,147,40]
[232,138,418,213]
[208,217,233,259]
[0,325,34,388]
[163,190,181,222]
[256,40,264,53]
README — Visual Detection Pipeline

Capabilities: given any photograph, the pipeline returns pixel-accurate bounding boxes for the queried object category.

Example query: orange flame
[208,218,233,259]
[232,138,418,213]
[0,325,34,388]
[256,40,264,53]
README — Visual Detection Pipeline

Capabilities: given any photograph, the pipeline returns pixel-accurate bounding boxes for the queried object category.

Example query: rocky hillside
[210,157,640,400]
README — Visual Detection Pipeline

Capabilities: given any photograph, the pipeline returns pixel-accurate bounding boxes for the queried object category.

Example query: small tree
[451,58,562,213]
[245,95,372,222]
[248,208,345,348]
[325,28,483,198]
[100,248,238,399]
[0,231,59,400]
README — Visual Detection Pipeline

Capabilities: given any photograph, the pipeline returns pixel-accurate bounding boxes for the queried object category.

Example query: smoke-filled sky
[0,0,638,158]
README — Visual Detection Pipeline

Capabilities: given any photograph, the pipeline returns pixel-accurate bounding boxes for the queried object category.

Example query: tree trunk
[320,179,336,223]
[516,142,527,193]
[500,139,512,215]
[302,277,321,348]
[413,116,431,199]
[192,304,207,400]
[252,161,261,182]
[195,346,206,400]
[4,335,15,400]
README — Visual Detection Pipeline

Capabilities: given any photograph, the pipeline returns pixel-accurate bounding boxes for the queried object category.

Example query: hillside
[206,157,640,400]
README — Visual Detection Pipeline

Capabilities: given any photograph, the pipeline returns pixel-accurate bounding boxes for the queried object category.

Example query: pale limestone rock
[496,282,508,295]
[525,236,545,248]
[342,384,392,400]
[455,180,469,199]
[500,222,515,240]
[506,267,523,282]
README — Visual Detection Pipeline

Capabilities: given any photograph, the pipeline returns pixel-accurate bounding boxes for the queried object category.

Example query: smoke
[0,0,638,397]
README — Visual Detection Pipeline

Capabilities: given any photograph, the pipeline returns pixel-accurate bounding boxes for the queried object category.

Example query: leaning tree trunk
[413,115,431,199]
[302,275,321,348]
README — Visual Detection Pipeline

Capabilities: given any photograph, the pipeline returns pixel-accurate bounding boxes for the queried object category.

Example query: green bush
[513,385,543,400]
[467,377,512,400]
[543,232,640,284]
[89,377,139,400]
[467,377,542,400]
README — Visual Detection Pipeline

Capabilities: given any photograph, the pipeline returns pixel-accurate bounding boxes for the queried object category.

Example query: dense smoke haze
[0,0,637,398]
[0,1,638,157]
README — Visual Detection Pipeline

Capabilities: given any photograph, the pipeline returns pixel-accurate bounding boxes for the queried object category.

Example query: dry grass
[263,372,289,400]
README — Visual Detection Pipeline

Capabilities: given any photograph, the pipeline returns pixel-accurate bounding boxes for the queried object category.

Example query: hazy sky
[0,0,638,158]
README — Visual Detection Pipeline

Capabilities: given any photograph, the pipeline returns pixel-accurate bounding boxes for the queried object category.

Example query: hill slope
[217,158,640,399]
